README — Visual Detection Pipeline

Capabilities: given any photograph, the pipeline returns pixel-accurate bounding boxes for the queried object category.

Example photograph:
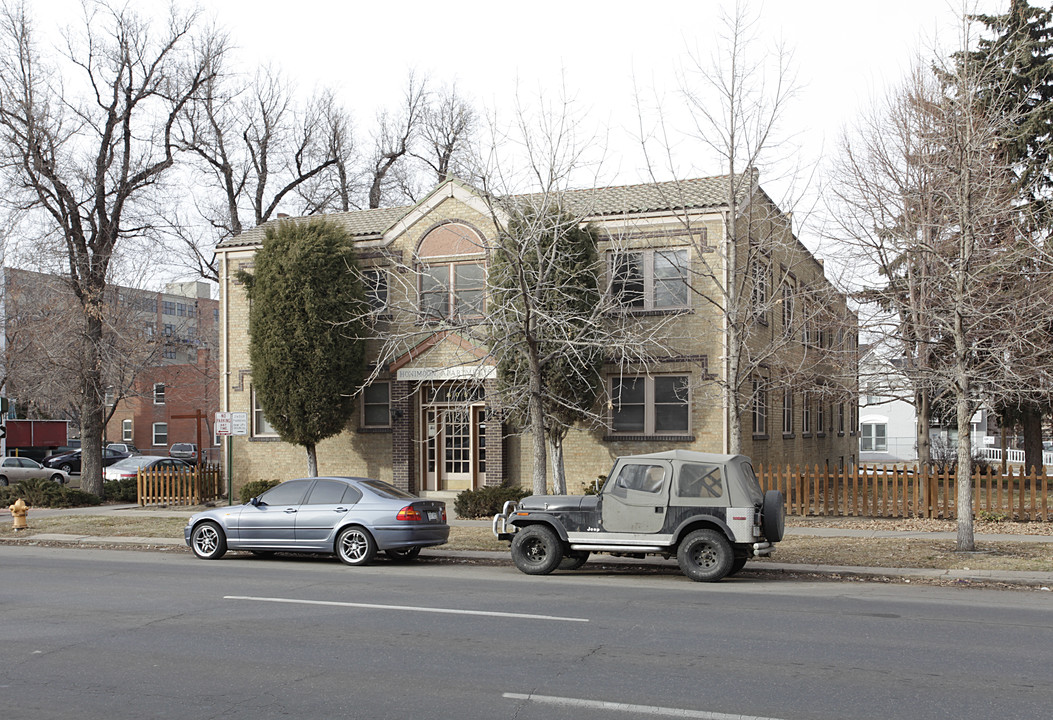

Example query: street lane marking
[503,693,790,720]
[224,595,589,623]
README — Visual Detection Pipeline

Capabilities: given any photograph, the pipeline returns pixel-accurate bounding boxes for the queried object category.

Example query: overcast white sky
[27,0,1005,266]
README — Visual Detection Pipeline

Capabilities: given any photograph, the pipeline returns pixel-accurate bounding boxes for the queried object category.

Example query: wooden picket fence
[755,464,1052,522]
[137,464,224,507]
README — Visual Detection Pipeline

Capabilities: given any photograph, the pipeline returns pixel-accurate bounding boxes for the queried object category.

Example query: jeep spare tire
[761,490,786,542]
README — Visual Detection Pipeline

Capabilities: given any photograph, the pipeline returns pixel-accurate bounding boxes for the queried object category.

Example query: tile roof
[216,174,752,250]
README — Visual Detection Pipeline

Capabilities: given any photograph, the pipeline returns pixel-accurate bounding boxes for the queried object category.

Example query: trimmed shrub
[239,479,281,505]
[0,479,102,508]
[103,478,138,503]
[453,484,530,519]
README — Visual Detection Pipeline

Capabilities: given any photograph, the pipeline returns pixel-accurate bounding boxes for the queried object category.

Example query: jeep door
[601,460,672,533]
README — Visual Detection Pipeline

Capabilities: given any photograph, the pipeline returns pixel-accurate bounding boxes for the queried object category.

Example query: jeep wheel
[762,490,786,542]
[559,550,590,571]
[677,529,733,582]
[510,525,564,575]
[727,554,749,577]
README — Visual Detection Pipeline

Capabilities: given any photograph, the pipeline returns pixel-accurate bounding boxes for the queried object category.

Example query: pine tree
[238,218,368,476]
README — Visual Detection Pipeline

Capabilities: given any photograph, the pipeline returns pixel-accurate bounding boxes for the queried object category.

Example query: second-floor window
[153,383,165,405]
[420,262,485,320]
[610,375,690,435]
[364,268,389,313]
[609,249,689,310]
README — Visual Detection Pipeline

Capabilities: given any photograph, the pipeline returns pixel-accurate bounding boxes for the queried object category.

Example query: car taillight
[396,506,423,521]
[441,506,447,523]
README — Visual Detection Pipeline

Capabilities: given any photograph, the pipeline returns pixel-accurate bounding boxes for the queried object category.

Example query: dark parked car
[42,447,130,474]
[493,450,786,582]
[185,476,449,565]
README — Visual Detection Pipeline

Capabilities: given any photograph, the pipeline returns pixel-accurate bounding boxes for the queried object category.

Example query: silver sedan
[184,476,449,565]
[0,456,70,486]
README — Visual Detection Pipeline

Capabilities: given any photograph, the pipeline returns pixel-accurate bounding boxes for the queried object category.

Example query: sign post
[215,412,248,505]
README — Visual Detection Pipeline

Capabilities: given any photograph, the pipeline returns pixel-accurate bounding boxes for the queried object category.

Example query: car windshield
[359,479,414,499]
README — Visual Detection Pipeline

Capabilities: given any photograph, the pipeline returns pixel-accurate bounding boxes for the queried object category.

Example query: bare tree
[366,72,428,208]
[177,67,348,280]
[413,82,478,184]
[0,0,222,495]
[832,18,1051,550]
[637,1,845,458]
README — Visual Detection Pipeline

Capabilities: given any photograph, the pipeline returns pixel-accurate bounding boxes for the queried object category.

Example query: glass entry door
[424,405,482,491]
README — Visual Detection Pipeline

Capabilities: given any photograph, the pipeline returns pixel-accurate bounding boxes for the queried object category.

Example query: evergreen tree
[238,219,368,476]
[488,205,604,494]
[969,1,1053,471]
[971,0,1053,221]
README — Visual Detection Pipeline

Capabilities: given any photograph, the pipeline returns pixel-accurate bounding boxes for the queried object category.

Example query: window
[153,383,165,405]
[252,388,277,436]
[609,249,689,310]
[152,422,168,446]
[610,375,690,435]
[782,387,793,435]
[838,402,845,434]
[676,463,724,499]
[258,480,310,506]
[176,303,187,317]
[163,323,174,337]
[362,382,390,427]
[860,423,887,452]
[751,257,770,322]
[802,392,812,434]
[752,377,768,436]
[612,464,667,494]
[781,279,795,333]
[850,403,858,435]
[162,349,177,360]
[306,480,361,505]
[122,419,132,442]
[816,401,826,435]
[104,388,115,405]
[364,268,389,313]
[420,262,485,320]
[162,301,176,316]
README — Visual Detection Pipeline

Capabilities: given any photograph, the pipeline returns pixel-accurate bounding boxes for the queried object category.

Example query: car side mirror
[250,496,261,506]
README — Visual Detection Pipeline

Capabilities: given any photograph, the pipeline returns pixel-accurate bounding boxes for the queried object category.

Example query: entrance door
[424,407,479,491]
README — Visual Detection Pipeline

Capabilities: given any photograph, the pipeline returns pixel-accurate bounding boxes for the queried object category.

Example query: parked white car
[0,456,71,486]
[104,455,192,481]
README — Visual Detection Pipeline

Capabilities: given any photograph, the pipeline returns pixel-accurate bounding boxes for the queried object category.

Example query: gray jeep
[492,450,786,582]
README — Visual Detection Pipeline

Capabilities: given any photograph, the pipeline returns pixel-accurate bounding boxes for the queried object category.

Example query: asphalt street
[2,545,1052,720]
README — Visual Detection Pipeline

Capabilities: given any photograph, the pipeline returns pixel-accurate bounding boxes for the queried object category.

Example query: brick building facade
[216,176,857,497]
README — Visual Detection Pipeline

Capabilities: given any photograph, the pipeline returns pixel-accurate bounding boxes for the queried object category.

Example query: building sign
[396,366,496,382]
[216,411,249,436]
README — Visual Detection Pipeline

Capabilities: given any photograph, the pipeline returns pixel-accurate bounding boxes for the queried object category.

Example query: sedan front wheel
[191,521,227,560]
[336,526,376,566]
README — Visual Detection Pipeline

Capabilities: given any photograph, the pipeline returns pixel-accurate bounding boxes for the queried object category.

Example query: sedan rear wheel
[385,546,422,562]
[336,526,376,566]
[191,521,227,560]
[0,475,7,486]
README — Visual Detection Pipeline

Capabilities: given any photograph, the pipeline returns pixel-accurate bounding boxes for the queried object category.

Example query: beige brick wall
[218,184,857,497]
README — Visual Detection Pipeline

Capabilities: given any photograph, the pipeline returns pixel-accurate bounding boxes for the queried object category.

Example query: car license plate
[427,511,439,522]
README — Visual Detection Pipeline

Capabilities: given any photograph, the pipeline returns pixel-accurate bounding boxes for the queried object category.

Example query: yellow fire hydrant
[9,498,29,530]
